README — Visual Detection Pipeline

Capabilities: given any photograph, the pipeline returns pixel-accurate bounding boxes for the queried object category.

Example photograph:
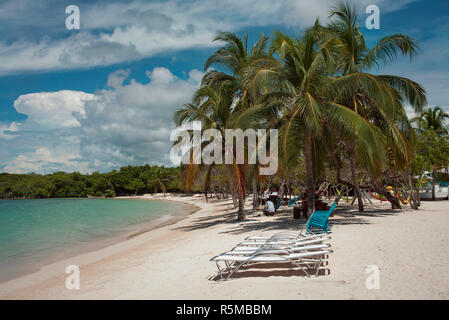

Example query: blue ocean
[0,198,190,282]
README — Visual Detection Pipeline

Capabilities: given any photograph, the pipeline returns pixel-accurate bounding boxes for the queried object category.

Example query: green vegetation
[411,107,449,200]
[0,165,183,199]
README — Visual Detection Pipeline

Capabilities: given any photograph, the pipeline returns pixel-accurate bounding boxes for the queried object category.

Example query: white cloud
[0,0,419,75]
[13,90,96,130]
[77,67,203,172]
[3,147,89,174]
[0,33,142,75]
[0,122,21,140]
[1,67,202,173]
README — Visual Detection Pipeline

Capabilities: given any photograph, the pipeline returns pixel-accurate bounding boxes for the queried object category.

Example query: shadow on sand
[173,198,400,281]
[209,261,331,281]
[174,199,400,236]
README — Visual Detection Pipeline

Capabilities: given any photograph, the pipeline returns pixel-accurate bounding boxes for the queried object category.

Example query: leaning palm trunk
[373,186,401,209]
[387,193,402,209]
[230,184,238,208]
[252,166,259,212]
[305,132,315,215]
[235,164,247,221]
[349,151,364,212]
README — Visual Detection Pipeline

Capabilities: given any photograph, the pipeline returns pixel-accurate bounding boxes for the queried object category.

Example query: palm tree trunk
[373,186,401,209]
[227,166,238,208]
[252,165,259,212]
[231,186,238,208]
[304,132,315,216]
[279,179,286,200]
[235,164,246,221]
[431,167,436,201]
[408,171,418,210]
[349,151,364,212]
[237,191,245,221]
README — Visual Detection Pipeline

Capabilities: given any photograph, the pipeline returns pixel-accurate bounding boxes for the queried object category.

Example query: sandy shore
[0,194,448,299]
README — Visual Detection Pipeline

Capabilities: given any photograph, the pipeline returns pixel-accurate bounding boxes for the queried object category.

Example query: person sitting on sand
[263,199,275,216]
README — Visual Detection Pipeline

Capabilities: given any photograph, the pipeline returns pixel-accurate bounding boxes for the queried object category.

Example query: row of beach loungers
[210,202,338,280]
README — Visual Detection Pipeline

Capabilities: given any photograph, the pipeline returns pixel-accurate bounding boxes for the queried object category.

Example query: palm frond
[361,34,418,69]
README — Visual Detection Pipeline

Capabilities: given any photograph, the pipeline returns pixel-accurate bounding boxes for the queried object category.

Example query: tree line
[0,165,183,199]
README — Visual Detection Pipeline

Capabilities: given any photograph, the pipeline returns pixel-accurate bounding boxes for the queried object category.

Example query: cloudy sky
[0,0,448,174]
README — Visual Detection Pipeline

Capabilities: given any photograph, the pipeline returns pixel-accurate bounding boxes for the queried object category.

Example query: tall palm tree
[242,27,384,215]
[412,106,449,135]
[200,31,270,219]
[318,1,426,210]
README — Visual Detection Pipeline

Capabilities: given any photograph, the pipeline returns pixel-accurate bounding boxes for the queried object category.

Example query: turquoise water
[0,198,191,282]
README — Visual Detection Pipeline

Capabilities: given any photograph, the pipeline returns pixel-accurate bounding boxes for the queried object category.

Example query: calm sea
[0,198,192,282]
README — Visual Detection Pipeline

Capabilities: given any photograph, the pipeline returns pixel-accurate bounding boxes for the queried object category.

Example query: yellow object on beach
[397,193,411,205]
[389,186,411,205]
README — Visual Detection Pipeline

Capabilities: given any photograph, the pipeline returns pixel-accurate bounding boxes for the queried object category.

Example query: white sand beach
[0,194,448,300]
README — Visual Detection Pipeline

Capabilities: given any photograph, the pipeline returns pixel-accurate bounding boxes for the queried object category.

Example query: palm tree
[241,27,384,216]
[174,84,250,220]
[148,167,169,196]
[198,31,270,219]
[412,106,449,135]
[318,1,426,210]
[412,106,449,200]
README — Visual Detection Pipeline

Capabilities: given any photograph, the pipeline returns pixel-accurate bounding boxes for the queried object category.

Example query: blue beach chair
[287,194,301,207]
[305,202,337,234]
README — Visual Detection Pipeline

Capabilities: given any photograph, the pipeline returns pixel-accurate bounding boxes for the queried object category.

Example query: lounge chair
[287,194,301,207]
[228,243,331,255]
[236,235,331,248]
[305,202,337,234]
[211,248,333,280]
[245,202,338,242]
[245,231,327,243]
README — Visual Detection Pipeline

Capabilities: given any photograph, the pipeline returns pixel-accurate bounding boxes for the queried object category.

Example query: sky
[0,0,448,174]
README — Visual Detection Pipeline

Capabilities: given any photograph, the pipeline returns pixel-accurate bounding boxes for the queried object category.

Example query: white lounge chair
[236,235,331,248]
[245,231,327,242]
[211,249,333,280]
[228,243,331,255]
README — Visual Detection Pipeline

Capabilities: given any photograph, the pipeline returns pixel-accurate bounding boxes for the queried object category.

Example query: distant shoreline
[0,194,200,201]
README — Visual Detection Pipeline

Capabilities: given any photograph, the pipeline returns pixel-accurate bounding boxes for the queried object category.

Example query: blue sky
[0,0,448,173]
